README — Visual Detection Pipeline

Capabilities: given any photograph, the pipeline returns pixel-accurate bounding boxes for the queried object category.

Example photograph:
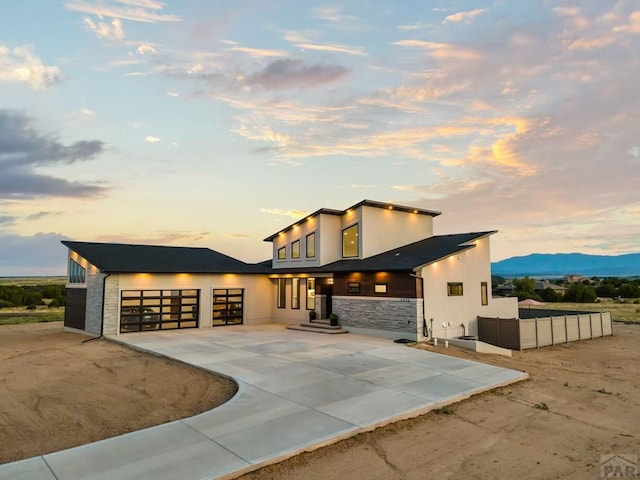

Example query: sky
[1,1,639,276]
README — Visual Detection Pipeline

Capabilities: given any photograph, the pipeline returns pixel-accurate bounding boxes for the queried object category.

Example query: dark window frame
[291,278,300,309]
[447,282,464,296]
[481,282,488,305]
[120,289,199,333]
[306,278,316,310]
[277,246,286,260]
[306,232,316,258]
[342,223,359,258]
[348,282,361,294]
[212,288,244,326]
[277,278,286,308]
[291,239,301,259]
[69,259,86,284]
[374,283,388,294]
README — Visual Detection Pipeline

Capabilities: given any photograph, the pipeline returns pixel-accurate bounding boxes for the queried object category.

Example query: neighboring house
[62,199,518,341]
[534,279,567,297]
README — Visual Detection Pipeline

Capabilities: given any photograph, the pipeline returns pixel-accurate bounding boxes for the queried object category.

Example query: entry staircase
[286,318,349,335]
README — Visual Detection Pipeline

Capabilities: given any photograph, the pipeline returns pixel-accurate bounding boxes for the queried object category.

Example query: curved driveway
[0,325,527,480]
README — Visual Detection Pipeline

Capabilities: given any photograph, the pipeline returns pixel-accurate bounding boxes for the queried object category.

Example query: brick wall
[333,296,421,335]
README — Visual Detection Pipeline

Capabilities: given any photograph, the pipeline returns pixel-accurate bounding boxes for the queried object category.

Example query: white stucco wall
[104,273,273,334]
[269,277,316,324]
[360,205,434,259]
[419,236,517,340]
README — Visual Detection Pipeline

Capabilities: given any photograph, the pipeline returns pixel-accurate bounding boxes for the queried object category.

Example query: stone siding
[84,267,105,335]
[333,296,421,335]
[102,275,120,335]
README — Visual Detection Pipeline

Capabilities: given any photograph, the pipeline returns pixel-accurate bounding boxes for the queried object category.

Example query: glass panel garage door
[212,289,244,326]
[120,289,199,333]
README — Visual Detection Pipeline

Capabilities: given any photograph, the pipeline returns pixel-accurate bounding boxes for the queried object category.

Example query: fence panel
[536,318,553,347]
[566,315,580,341]
[602,312,613,335]
[551,316,567,343]
[519,319,538,349]
[591,313,603,337]
[578,315,592,339]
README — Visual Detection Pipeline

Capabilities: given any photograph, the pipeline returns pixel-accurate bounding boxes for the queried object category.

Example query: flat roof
[263,199,441,242]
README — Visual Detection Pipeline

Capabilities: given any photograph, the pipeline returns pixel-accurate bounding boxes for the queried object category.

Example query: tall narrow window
[306,232,316,258]
[69,259,86,283]
[306,278,316,310]
[291,278,300,309]
[277,278,286,308]
[342,224,359,258]
[291,240,300,259]
[277,246,286,260]
[447,282,463,296]
[481,282,488,305]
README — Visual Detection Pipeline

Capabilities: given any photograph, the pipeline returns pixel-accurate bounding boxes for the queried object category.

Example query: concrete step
[309,319,331,325]
[298,322,342,330]
[286,325,349,335]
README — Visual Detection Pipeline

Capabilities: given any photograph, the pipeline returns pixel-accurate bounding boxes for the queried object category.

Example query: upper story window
[277,246,286,260]
[69,259,86,283]
[306,232,316,258]
[342,224,359,258]
[291,240,300,259]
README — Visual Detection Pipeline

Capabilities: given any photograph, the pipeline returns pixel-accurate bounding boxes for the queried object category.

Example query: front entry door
[212,289,244,326]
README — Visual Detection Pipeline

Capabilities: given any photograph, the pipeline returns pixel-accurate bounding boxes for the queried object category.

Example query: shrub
[26,304,37,310]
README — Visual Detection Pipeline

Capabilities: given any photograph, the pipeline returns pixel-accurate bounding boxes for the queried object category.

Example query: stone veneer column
[102,275,120,335]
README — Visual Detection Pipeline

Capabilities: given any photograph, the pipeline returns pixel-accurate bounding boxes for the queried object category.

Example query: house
[62,199,518,341]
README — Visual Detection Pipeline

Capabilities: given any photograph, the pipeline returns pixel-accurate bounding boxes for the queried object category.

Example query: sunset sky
[1,1,639,275]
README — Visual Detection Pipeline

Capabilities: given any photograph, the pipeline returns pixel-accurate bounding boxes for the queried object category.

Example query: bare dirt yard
[2,322,638,479]
[0,321,237,464]
[241,323,640,480]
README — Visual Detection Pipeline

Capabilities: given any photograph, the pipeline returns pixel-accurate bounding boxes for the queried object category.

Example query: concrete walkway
[0,325,528,480]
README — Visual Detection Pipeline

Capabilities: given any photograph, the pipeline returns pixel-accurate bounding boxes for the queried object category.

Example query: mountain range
[491,253,640,277]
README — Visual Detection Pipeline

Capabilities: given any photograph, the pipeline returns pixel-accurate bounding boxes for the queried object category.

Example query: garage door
[120,289,199,333]
[212,288,244,326]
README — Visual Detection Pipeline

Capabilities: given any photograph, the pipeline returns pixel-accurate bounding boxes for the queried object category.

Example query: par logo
[600,454,638,478]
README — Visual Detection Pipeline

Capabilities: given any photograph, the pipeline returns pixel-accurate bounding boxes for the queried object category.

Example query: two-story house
[61,199,518,341]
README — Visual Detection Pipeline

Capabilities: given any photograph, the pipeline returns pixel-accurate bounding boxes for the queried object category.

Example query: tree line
[509,277,640,303]
[0,285,65,309]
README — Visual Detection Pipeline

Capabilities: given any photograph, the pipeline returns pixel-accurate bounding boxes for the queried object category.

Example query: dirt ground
[2,322,638,479]
[241,323,640,480]
[0,322,237,464]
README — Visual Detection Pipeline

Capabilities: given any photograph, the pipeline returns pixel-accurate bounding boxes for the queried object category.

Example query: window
[348,282,361,294]
[306,232,316,258]
[374,283,388,294]
[292,278,300,309]
[277,246,286,260]
[447,282,464,296]
[342,224,359,258]
[291,240,300,259]
[120,289,199,333]
[69,259,86,283]
[481,282,488,306]
[306,278,315,310]
[277,278,286,308]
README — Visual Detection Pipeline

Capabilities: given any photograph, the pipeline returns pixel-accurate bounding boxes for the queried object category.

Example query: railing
[478,312,613,350]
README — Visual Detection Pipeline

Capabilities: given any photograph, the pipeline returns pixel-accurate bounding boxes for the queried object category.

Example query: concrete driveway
[0,325,528,480]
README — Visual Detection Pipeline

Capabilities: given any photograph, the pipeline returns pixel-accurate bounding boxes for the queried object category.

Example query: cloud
[145,135,160,142]
[0,44,62,89]
[0,232,69,276]
[260,208,310,219]
[229,46,287,57]
[27,211,58,220]
[167,91,180,97]
[82,16,125,40]
[246,58,349,90]
[0,110,106,199]
[443,9,487,23]
[393,39,479,60]
[66,0,181,23]
[136,43,157,54]
[0,215,15,225]
[284,31,366,56]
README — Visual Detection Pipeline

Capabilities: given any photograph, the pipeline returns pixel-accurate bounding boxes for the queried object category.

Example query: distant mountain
[491,253,640,277]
